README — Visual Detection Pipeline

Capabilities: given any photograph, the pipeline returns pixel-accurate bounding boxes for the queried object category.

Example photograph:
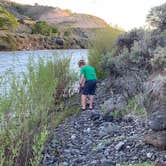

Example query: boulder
[144,73,166,131]
[0,44,9,50]
[102,94,127,112]
[143,73,166,149]
[144,73,166,112]
[149,114,166,131]
[56,38,64,46]
[144,131,166,150]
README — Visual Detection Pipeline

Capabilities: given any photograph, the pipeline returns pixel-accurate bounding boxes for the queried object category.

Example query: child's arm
[79,74,85,87]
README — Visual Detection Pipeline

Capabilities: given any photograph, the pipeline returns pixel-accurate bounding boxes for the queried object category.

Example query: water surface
[0,49,88,76]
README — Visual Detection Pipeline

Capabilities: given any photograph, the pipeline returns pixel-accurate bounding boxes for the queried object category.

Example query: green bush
[64,28,72,36]
[0,5,18,30]
[100,49,128,76]
[101,37,154,78]
[0,55,76,166]
[115,28,162,54]
[32,21,58,36]
[88,26,124,79]
[123,97,146,116]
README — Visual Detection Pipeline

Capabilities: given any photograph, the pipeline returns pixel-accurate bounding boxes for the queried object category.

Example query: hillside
[1,1,107,28]
[0,0,110,51]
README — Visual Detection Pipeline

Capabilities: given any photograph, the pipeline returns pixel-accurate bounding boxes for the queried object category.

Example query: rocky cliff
[0,0,108,51]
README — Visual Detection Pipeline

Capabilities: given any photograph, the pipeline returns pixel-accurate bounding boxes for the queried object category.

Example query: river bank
[0,32,89,51]
[0,52,87,165]
[41,81,166,166]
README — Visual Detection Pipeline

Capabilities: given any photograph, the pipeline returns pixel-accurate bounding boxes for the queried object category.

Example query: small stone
[90,110,100,121]
[102,160,116,166]
[91,160,98,164]
[95,143,106,152]
[123,114,134,123]
[115,141,125,151]
[86,128,91,133]
[62,162,68,166]
[126,145,130,149]
[71,134,76,140]
[147,152,153,158]
[103,113,114,122]
[133,156,138,160]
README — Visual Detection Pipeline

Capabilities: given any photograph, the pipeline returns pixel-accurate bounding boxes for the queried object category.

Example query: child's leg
[81,94,86,109]
[89,95,94,109]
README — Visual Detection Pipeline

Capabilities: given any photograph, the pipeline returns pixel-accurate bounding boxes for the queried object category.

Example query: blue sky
[13,0,165,30]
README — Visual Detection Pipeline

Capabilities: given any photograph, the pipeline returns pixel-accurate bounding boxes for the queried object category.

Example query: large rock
[149,114,166,131]
[144,73,166,131]
[145,72,166,115]
[144,131,166,150]
[0,44,9,50]
[144,72,166,149]
[55,38,64,46]
[102,94,127,112]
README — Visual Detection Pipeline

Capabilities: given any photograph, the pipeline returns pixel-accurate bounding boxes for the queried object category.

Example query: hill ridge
[0,1,108,29]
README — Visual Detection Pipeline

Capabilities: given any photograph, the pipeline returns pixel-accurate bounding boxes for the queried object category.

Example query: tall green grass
[0,55,77,166]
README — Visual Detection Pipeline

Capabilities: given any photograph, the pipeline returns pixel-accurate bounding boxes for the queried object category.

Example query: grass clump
[64,28,72,36]
[123,97,146,116]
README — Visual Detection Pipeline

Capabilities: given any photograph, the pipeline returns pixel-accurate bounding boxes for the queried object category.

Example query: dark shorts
[82,80,97,95]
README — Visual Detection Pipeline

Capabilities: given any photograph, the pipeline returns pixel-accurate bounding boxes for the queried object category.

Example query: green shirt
[80,65,97,81]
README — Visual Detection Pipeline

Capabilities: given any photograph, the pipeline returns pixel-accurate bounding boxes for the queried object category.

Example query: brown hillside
[0,1,108,29]
[39,8,108,28]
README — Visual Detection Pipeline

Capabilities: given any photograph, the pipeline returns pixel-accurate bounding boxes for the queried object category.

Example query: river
[0,49,88,95]
[0,49,88,76]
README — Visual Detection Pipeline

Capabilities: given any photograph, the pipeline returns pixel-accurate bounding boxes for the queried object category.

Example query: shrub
[101,40,151,77]
[0,55,76,166]
[0,5,18,30]
[64,28,72,36]
[88,26,123,79]
[53,56,77,102]
[100,49,129,76]
[32,21,58,36]
[124,97,146,116]
[151,47,166,71]
[116,28,148,53]
[146,2,166,31]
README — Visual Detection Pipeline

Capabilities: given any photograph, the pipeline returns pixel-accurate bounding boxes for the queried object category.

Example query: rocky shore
[41,79,166,166]
[41,41,166,165]
[0,33,89,51]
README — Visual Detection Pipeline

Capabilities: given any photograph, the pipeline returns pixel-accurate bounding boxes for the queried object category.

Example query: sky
[13,0,165,30]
